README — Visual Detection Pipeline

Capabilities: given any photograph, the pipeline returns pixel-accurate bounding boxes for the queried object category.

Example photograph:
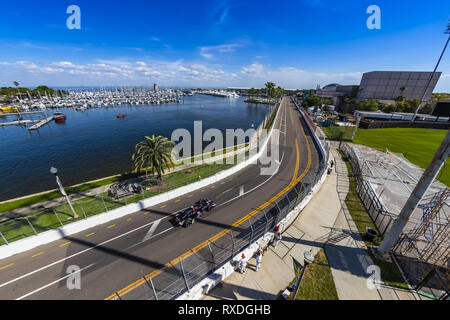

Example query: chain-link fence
[340,143,397,236]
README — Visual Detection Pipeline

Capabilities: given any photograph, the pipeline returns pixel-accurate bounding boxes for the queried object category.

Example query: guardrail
[108,96,330,300]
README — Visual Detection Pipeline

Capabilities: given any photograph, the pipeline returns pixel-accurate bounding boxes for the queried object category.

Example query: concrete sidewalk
[203,143,418,300]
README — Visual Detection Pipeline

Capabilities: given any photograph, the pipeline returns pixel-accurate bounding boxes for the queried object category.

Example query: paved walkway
[203,142,419,300]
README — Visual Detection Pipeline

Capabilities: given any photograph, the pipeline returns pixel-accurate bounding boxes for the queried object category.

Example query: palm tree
[265,82,276,100]
[13,81,20,97]
[132,135,176,182]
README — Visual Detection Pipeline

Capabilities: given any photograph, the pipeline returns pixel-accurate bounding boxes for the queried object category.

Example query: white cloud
[199,43,240,59]
[0,59,367,88]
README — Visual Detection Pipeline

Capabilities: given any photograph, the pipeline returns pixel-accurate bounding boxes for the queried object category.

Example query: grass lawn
[353,128,449,186]
[339,150,409,290]
[294,249,339,300]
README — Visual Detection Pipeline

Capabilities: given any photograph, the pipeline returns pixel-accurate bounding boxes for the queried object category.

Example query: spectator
[273,232,282,248]
[239,253,248,273]
[255,251,263,272]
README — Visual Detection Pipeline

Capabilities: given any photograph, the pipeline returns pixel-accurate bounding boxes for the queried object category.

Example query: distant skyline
[0,0,449,91]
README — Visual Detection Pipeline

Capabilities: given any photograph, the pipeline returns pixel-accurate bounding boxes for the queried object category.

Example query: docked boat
[116,114,126,118]
[53,112,67,122]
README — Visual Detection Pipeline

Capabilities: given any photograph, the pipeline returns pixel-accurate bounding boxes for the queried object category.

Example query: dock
[0,120,40,127]
[28,117,54,130]
[0,111,44,116]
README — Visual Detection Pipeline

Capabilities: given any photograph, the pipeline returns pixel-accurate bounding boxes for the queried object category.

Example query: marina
[0,88,196,113]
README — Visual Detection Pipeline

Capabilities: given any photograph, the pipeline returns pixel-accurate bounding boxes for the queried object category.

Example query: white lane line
[142,220,161,242]
[124,227,174,251]
[0,215,173,289]
[16,263,95,300]
[239,186,244,196]
[217,151,285,209]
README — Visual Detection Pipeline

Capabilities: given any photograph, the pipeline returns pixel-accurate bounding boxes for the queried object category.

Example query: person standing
[273,231,282,248]
[255,251,263,272]
[239,253,248,273]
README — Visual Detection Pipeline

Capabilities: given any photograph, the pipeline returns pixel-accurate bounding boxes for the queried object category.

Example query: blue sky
[0,0,449,90]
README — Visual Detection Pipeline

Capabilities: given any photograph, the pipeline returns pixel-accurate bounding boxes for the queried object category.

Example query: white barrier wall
[0,101,282,260]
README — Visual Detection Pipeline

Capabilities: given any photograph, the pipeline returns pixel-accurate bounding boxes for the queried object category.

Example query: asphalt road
[0,96,320,300]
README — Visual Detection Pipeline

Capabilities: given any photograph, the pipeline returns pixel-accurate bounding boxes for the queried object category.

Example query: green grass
[353,128,449,186]
[294,249,339,300]
[338,150,408,290]
[0,176,123,214]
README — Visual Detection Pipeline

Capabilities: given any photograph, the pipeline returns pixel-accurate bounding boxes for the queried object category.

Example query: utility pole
[378,129,450,254]
[412,22,450,121]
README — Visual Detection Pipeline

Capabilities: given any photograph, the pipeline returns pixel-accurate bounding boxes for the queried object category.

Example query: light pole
[412,22,450,121]
[50,167,78,219]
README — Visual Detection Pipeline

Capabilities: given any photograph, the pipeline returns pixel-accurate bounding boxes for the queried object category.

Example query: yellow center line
[107,224,116,229]
[127,218,132,221]
[143,211,150,215]
[106,103,313,300]
[59,241,71,247]
[160,205,167,208]
[85,233,95,238]
[174,199,181,203]
[187,194,193,198]
[0,263,14,271]
[32,252,44,258]
[220,182,225,184]
[201,189,205,192]
[211,186,215,189]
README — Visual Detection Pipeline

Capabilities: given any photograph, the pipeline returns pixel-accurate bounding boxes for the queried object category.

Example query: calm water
[0,95,269,201]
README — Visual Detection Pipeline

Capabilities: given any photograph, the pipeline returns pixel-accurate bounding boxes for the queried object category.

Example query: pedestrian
[273,231,282,248]
[239,253,248,273]
[255,251,262,271]
[330,159,334,168]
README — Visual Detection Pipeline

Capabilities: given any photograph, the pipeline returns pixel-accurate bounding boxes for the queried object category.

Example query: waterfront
[0,95,269,201]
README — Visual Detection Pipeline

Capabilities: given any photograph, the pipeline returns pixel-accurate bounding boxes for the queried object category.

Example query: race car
[174,199,216,227]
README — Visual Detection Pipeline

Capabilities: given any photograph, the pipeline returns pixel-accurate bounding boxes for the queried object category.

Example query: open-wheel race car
[174,199,216,227]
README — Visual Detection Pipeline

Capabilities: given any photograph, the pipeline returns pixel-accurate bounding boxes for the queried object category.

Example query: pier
[0,111,44,116]
[27,117,54,130]
[0,120,40,127]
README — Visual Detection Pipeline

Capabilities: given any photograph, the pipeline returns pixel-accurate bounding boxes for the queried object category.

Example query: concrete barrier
[0,100,282,260]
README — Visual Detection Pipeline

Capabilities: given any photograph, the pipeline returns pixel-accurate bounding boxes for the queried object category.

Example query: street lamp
[50,167,78,219]
[412,21,450,121]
